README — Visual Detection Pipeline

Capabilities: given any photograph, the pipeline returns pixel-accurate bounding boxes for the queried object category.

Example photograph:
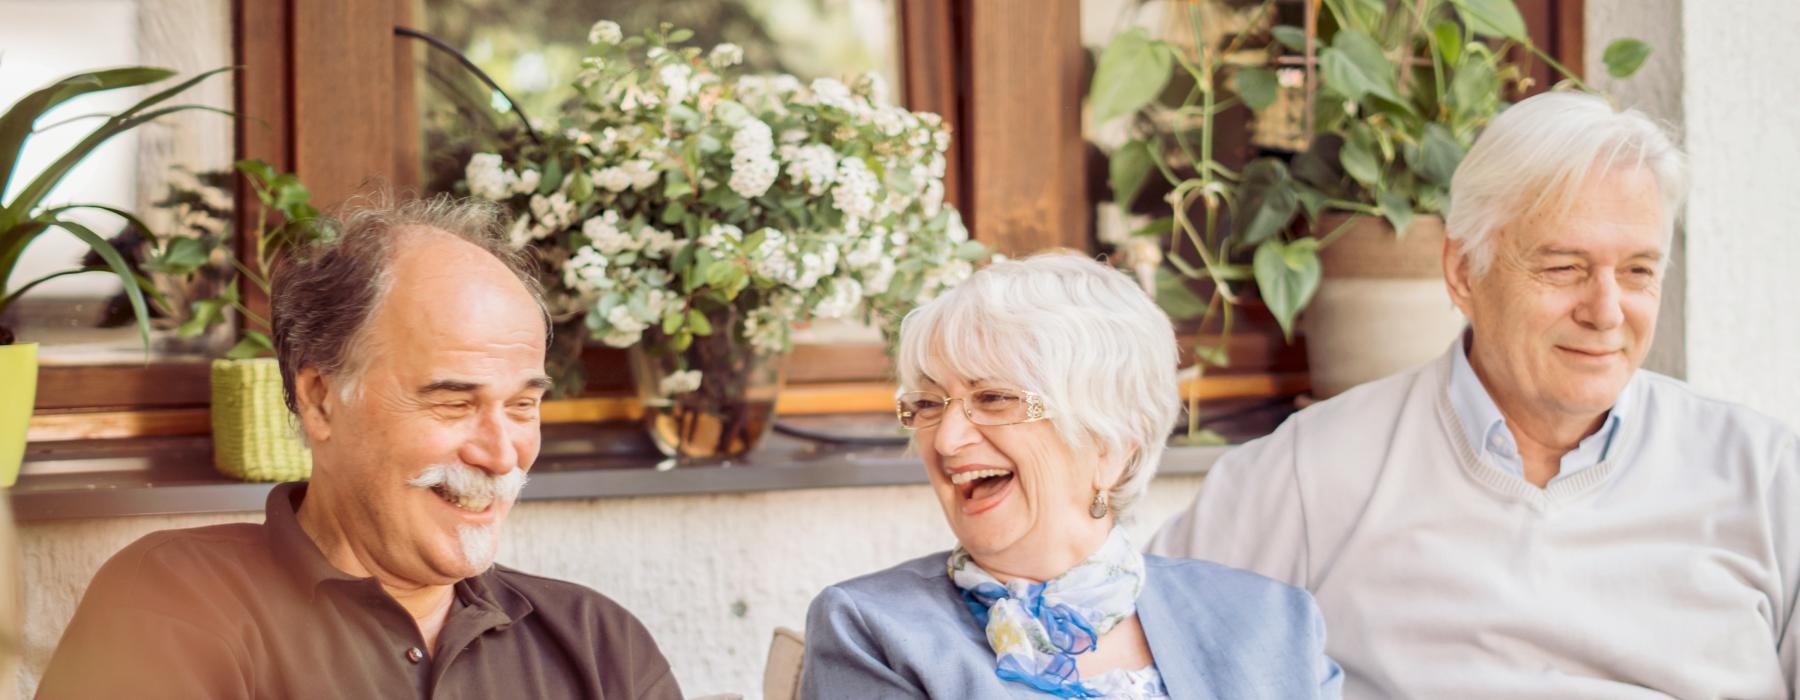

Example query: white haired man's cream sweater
[1153,346,1800,699]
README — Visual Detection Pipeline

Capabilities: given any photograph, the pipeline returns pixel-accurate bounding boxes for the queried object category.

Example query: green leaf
[1108,140,1155,207]
[225,332,274,360]
[1451,0,1527,41]
[1234,159,1299,246]
[1233,66,1279,112]
[686,308,714,336]
[538,159,563,196]
[0,67,176,199]
[661,310,684,335]
[1253,238,1321,342]
[51,217,153,350]
[1192,342,1230,368]
[1447,48,1499,114]
[1154,266,1210,321]
[6,67,234,221]
[668,28,694,43]
[1432,21,1465,66]
[1271,26,1307,52]
[1603,38,1653,78]
[1378,191,1415,237]
[1320,30,1400,105]
[177,298,225,338]
[1339,124,1382,187]
[662,200,688,225]
[144,236,210,275]
[1415,123,1465,186]
[1089,28,1173,125]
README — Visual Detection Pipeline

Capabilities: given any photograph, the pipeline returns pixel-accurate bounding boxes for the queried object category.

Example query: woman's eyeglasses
[895,389,1049,430]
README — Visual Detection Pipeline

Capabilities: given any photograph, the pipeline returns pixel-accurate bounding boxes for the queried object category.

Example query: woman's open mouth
[949,469,1015,514]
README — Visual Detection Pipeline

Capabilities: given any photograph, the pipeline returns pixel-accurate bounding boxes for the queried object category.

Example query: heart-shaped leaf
[1090,29,1173,125]
[1233,66,1280,112]
[1451,0,1527,41]
[1339,124,1382,187]
[1603,38,1653,78]
[1321,30,1401,104]
[1254,238,1322,341]
[1234,159,1299,246]
[1109,140,1155,207]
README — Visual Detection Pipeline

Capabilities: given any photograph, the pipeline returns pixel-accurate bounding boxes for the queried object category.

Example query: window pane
[0,0,237,363]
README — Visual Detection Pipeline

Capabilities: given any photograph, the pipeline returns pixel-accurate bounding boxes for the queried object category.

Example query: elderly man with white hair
[1154,90,1800,698]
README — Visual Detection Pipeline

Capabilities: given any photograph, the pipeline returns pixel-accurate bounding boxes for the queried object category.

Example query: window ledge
[9,403,1291,522]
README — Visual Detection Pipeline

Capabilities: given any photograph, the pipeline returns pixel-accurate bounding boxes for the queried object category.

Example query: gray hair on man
[1447,90,1689,276]
[271,194,550,419]
[896,253,1180,522]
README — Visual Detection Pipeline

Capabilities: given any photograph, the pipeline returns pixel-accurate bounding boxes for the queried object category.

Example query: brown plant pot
[1301,214,1466,398]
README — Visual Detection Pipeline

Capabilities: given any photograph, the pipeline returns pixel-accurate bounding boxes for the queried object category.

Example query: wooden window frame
[35,0,1574,438]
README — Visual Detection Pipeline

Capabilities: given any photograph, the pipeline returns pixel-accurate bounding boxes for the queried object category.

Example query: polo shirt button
[406,647,425,664]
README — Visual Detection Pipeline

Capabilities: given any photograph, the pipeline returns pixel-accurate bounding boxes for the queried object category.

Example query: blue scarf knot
[948,529,1145,698]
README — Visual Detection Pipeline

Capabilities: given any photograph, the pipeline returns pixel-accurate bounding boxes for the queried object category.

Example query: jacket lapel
[1136,565,1220,700]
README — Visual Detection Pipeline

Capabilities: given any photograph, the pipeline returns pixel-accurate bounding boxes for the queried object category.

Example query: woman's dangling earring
[1089,489,1110,519]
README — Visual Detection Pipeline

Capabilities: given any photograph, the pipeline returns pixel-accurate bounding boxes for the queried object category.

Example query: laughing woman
[801,254,1341,699]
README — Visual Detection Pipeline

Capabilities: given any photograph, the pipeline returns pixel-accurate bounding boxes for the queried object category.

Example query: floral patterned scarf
[948,528,1145,698]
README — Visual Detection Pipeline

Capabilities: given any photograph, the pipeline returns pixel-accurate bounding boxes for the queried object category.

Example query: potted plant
[177,160,326,481]
[461,21,985,461]
[1091,0,1651,397]
[0,66,229,486]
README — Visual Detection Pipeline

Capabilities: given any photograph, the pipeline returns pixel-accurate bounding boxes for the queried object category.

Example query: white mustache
[407,462,529,509]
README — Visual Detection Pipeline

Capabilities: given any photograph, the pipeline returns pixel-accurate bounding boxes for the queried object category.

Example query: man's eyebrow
[419,379,481,394]
[1530,246,1589,258]
[522,376,554,392]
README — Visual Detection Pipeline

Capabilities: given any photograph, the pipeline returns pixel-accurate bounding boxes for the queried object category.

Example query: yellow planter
[210,357,311,482]
[0,343,37,488]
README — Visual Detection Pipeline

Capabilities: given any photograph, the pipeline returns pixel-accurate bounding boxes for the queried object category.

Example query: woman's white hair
[896,253,1180,523]
[1447,90,1688,276]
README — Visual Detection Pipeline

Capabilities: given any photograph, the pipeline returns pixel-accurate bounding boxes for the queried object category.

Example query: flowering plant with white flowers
[461,20,984,398]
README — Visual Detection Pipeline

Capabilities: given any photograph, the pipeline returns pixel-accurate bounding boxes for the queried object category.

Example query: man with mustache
[1155,91,1800,698]
[37,198,681,698]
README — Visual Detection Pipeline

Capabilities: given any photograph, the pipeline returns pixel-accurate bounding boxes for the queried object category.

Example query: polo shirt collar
[263,482,531,626]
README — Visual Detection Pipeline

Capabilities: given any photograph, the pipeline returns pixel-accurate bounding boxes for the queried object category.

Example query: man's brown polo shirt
[35,483,681,699]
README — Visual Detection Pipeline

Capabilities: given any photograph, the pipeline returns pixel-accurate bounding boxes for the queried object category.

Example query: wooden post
[961,0,1088,255]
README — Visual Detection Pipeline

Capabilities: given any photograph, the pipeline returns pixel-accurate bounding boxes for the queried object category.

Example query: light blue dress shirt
[1448,333,1632,483]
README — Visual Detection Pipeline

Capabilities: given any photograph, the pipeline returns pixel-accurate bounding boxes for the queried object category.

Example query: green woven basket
[211,358,311,482]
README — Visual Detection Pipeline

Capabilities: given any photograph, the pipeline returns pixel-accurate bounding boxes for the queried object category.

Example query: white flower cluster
[465,153,543,201]
[830,157,879,220]
[594,159,658,192]
[589,20,622,45]
[658,369,703,395]
[459,22,985,370]
[728,119,779,198]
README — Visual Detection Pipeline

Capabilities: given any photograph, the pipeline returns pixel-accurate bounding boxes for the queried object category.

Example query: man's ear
[1443,235,1477,319]
[293,366,334,444]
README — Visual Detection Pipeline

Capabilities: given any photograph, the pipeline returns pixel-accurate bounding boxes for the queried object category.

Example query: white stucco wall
[13,476,1205,699]
[1674,0,1800,428]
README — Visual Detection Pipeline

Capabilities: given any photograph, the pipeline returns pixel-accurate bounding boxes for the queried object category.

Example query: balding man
[1154,91,1800,698]
[38,198,680,699]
